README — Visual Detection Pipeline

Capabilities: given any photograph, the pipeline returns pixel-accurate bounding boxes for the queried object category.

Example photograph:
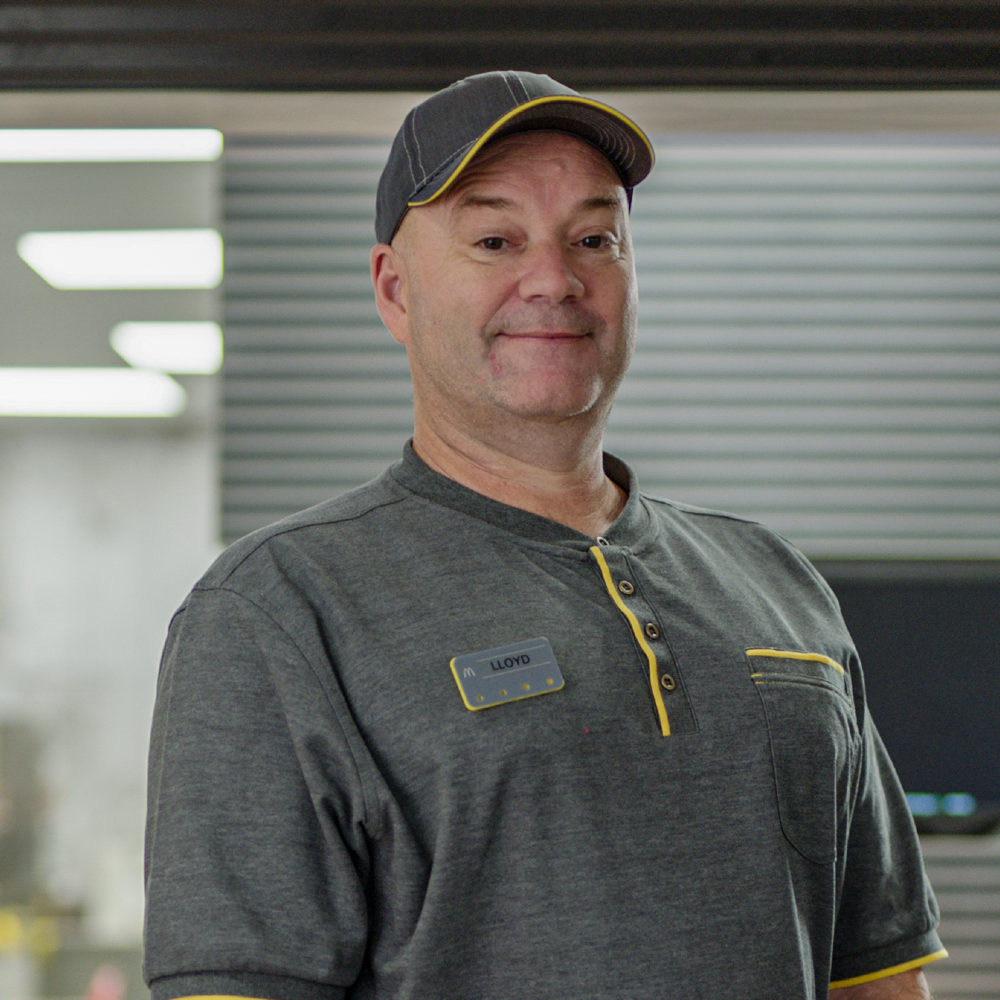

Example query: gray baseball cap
[375,70,654,245]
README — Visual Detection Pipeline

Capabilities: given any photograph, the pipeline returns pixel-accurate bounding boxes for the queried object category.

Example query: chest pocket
[746,648,860,864]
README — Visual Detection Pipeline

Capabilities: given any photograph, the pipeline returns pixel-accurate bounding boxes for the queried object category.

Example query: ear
[371,242,410,346]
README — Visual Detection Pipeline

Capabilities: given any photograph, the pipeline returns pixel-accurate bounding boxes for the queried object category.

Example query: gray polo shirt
[145,446,944,1000]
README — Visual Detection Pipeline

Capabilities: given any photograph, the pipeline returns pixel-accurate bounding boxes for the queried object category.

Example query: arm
[830,967,932,998]
[145,587,367,1000]
[827,659,946,991]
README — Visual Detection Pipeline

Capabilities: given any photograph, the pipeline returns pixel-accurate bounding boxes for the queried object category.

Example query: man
[144,71,946,1000]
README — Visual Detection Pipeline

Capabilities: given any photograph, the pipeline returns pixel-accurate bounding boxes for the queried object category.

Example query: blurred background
[0,3,998,999]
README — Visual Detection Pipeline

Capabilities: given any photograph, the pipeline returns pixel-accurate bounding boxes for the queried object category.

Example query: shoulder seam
[205,494,413,588]
[642,492,838,601]
[641,492,769,529]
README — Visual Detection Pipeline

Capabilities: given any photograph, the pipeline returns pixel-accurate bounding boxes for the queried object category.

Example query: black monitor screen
[829,579,999,810]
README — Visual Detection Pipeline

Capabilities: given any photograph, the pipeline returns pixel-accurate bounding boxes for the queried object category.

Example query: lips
[497,331,587,339]
[485,305,604,342]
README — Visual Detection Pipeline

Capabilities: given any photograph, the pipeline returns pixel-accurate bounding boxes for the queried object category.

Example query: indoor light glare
[0,129,223,162]
[16,229,223,289]
[940,793,977,817]
[0,368,186,418]
[905,793,940,817]
[111,321,223,374]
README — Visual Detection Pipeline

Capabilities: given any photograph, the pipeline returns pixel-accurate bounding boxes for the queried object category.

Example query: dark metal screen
[3,2,1000,90]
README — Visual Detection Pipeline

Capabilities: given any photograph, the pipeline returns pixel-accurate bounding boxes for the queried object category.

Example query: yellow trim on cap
[590,545,670,736]
[746,648,845,676]
[829,949,948,989]
[407,95,655,208]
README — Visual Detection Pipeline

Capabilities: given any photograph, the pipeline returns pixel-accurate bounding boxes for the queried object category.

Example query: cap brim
[406,95,654,209]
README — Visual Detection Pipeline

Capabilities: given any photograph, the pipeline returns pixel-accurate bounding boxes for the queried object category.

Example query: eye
[579,234,607,250]
[478,236,507,251]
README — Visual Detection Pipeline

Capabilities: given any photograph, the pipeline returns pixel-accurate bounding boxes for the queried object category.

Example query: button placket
[589,544,698,736]
[589,544,673,736]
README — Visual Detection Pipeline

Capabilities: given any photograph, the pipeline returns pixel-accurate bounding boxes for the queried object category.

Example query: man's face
[381,131,637,439]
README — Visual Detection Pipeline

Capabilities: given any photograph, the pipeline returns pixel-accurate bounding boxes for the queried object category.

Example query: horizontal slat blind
[922,836,1000,999]
[616,141,1000,558]
[222,140,408,540]
[222,137,1000,557]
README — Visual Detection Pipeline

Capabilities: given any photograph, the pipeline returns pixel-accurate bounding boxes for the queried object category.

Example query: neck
[411,407,627,538]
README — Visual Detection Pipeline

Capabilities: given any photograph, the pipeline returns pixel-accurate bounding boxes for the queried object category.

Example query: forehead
[446,130,625,199]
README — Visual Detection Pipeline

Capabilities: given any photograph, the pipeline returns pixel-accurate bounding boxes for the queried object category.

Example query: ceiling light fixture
[0,129,223,162]
[0,368,186,418]
[16,229,223,290]
[111,321,223,374]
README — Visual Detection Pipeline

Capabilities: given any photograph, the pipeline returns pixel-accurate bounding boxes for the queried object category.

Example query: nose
[517,241,585,303]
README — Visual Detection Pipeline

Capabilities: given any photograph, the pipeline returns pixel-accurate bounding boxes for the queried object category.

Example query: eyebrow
[454,193,622,213]
[454,193,516,212]
[580,195,621,211]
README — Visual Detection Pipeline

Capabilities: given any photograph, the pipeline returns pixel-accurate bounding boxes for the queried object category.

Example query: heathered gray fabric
[145,446,942,1000]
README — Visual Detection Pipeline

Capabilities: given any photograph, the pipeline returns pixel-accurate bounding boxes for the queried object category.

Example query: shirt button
[596,536,610,546]
[618,580,635,595]
[660,674,677,692]
[644,622,660,640]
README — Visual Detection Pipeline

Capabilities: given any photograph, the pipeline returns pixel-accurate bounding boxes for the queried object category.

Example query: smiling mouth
[496,330,589,339]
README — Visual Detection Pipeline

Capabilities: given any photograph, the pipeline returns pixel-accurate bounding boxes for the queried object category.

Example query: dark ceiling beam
[1,2,999,90]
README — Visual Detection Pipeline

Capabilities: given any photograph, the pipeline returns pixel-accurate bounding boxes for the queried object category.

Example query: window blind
[222,136,1000,560]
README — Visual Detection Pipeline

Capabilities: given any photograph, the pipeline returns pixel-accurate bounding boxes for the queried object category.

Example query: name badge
[450,637,565,711]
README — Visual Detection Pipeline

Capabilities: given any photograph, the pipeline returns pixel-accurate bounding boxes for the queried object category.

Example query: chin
[499,390,604,423]
[496,372,605,414]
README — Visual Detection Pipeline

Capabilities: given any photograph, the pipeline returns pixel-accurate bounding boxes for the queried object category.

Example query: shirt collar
[387,441,655,552]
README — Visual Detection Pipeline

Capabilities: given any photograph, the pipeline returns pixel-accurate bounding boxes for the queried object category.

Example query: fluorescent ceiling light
[0,129,223,162]
[0,368,185,418]
[111,321,223,374]
[17,229,223,289]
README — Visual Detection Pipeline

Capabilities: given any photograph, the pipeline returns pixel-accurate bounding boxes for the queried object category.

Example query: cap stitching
[409,109,427,187]
[412,138,477,195]
[401,119,419,190]
[500,71,523,106]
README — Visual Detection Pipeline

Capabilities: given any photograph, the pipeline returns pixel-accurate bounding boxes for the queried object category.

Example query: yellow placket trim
[590,545,670,736]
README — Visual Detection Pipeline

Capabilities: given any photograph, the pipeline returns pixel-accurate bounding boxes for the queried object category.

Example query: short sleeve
[830,702,946,986]
[144,586,371,1000]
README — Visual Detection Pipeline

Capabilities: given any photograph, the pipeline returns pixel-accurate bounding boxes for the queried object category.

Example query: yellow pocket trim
[829,949,948,989]
[746,648,845,676]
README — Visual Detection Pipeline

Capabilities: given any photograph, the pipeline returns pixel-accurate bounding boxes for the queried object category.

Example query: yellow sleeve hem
[172,996,266,1000]
[829,948,948,989]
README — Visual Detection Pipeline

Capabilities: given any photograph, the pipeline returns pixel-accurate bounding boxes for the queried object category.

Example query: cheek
[596,269,637,332]
[422,266,497,327]
[408,281,496,381]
